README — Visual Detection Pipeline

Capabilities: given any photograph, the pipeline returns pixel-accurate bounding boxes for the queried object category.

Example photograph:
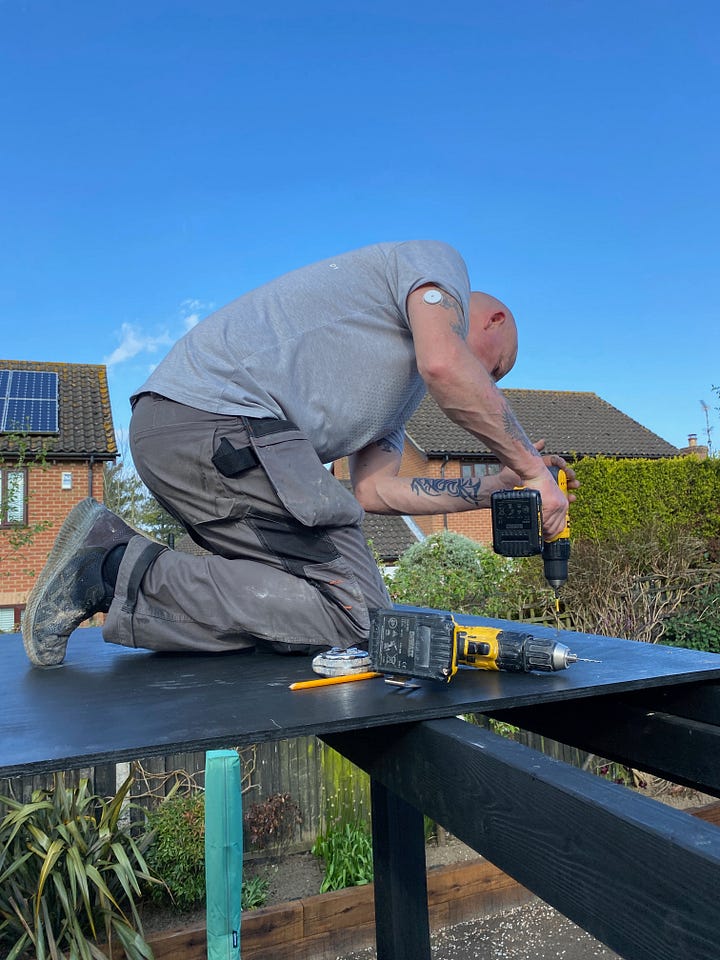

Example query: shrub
[661,582,720,652]
[389,530,516,616]
[144,789,278,914]
[561,522,709,642]
[244,792,302,852]
[569,456,720,543]
[145,791,206,911]
[0,773,156,960]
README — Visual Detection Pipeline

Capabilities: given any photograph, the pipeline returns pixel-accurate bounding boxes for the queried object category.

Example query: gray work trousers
[103,394,391,654]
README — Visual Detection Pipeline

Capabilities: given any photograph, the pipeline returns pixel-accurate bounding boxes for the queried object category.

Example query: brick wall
[334,446,494,546]
[0,459,105,608]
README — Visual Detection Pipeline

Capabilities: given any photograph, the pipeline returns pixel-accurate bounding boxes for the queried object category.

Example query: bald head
[467,291,518,382]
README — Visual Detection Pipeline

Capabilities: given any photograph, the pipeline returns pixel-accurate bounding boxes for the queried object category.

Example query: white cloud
[180,298,213,331]
[104,323,173,368]
[104,300,213,369]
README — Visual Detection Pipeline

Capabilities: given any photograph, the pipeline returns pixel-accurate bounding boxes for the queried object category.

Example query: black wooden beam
[369,778,431,960]
[485,692,720,796]
[625,678,720,725]
[327,718,720,960]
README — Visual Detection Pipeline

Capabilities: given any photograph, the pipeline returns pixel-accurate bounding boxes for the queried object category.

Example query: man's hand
[494,441,578,540]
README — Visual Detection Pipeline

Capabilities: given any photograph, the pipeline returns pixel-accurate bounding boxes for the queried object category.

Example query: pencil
[289,671,382,690]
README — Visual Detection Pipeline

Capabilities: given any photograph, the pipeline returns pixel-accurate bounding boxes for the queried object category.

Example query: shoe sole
[23,498,107,666]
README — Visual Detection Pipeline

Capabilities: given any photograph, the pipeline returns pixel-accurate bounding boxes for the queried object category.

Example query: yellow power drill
[368,608,587,683]
[490,465,571,600]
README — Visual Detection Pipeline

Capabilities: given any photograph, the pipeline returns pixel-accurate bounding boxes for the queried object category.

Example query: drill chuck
[542,537,571,593]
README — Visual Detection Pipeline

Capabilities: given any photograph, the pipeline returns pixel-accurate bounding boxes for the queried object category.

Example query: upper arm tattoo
[431,291,467,340]
[375,439,398,454]
[410,477,484,505]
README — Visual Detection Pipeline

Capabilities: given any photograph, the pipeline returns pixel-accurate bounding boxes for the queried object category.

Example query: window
[0,468,27,526]
[460,461,501,479]
[0,606,23,633]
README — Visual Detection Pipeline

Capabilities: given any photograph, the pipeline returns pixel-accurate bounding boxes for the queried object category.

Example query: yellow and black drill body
[368,609,580,683]
[490,465,570,597]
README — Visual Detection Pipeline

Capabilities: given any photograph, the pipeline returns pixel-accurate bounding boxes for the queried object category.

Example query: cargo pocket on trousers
[246,422,364,529]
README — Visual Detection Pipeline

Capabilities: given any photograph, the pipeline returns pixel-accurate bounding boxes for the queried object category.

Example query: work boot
[23,498,136,667]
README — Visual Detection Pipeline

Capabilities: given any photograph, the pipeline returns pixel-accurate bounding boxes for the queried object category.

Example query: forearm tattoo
[410,477,484,505]
[502,408,538,456]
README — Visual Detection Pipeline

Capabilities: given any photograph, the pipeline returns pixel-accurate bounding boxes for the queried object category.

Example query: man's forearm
[367,474,504,516]
[424,354,545,483]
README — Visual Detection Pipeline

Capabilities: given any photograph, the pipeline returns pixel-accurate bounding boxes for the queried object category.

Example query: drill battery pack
[490,488,543,557]
[368,609,457,682]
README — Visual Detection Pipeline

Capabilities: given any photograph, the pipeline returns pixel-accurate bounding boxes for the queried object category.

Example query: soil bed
[138,779,717,957]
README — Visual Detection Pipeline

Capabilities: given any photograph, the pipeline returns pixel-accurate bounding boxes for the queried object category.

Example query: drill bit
[566,652,601,665]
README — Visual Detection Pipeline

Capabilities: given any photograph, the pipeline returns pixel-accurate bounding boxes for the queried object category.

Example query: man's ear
[485,310,506,329]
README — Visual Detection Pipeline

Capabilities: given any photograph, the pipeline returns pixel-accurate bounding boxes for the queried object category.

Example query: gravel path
[338,898,619,960]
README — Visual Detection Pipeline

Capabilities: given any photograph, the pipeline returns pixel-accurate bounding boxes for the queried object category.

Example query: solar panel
[0,370,59,434]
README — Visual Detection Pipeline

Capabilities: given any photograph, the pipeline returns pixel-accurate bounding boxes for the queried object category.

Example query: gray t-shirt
[134,240,471,463]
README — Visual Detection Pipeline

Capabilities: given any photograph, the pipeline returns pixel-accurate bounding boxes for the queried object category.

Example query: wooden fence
[0,726,589,855]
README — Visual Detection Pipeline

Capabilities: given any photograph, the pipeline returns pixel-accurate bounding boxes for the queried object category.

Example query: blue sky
[2,0,718,455]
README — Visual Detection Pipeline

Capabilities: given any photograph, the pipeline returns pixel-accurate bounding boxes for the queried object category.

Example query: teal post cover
[205,749,243,960]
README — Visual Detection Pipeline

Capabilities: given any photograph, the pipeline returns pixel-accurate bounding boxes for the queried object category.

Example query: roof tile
[406,390,678,459]
[0,359,117,459]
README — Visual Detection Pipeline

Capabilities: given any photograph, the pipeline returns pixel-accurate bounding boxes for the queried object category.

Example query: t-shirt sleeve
[384,240,472,334]
[379,426,406,454]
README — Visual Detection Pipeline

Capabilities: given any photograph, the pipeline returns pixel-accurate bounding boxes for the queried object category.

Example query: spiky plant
[0,772,158,960]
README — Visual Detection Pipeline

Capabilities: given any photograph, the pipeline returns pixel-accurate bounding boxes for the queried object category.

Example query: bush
[388,530,516,616]
[661,582,720,652]
[145,791,206,911]
[0,773,156,960]
[144,789,277,914]
[561,522,709,642]
[570,456,720,543]
[244,792,302,852]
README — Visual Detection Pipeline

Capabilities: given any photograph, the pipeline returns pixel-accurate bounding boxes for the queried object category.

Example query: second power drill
[368,608,585,683]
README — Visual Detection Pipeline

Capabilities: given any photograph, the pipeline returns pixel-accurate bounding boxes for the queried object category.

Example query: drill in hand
[490,465,570,599]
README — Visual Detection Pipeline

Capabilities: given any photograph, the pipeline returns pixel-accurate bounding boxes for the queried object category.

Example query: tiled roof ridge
[503,388,597,397]
[405,390,679,459]
[0,358,107,370]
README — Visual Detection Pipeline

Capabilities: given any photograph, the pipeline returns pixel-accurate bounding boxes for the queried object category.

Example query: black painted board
[4,617,720,776]
[487,694,720,795]
[327,718,720,960]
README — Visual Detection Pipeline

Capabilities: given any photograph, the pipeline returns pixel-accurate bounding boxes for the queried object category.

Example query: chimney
[688,434,697,447]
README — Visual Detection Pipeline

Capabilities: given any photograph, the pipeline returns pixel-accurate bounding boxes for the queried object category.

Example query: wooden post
[370,776,431,960]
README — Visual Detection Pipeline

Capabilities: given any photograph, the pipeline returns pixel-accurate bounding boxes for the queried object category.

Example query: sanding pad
[312,646,373,677]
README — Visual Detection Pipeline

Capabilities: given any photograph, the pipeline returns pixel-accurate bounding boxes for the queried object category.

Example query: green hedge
[569,456,720,542]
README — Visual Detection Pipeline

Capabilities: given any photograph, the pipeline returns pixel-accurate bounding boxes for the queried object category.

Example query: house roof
[335,478,422,560]
[406,390,679,460]
[362,513,421,561]
[0,359,117,460]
